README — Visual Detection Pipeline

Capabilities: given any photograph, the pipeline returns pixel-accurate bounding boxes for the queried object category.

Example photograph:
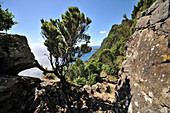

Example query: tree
[0,4,17,33]
[35,6,92,112]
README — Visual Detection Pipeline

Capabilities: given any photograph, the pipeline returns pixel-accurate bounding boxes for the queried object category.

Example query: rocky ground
[0,75,117,113]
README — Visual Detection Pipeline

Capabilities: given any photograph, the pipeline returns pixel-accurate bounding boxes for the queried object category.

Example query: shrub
[43,73,55,79]
[73,77,86,86]
[87,73,100,86]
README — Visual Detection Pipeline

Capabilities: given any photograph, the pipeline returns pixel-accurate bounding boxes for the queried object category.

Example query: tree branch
[34,60,55,73]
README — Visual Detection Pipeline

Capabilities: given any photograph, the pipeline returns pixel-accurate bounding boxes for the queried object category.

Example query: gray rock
[147,0,163,14]
[137,10,146,19]
[91,84,98,92]
[136,16,150,29]
[155,22,163,30]
[150,0,169,24]
[162,17,170,33]
[0,33,35,75]
[83,85,91,94]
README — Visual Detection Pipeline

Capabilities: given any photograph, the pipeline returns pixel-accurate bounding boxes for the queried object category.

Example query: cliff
[0,33,35,75]
[115,0,170,112]
[90,24,121,59]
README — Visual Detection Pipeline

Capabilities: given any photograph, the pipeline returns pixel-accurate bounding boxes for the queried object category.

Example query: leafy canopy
[0,4,17,32]
[39,6,92,80]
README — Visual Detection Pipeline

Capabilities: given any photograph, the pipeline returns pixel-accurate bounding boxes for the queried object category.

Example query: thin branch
[50,53,55,69]
[34,60,55,73]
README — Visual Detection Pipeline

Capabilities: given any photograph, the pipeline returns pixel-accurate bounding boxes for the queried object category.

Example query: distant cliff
[90,0,157,76]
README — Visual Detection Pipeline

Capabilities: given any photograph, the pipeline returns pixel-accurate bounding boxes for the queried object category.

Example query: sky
[1,0,138,48]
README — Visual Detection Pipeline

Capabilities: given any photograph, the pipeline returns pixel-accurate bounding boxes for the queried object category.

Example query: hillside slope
[90,0,157,77]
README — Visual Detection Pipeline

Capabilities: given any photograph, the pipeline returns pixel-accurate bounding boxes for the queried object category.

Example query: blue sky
[1,0,138,47]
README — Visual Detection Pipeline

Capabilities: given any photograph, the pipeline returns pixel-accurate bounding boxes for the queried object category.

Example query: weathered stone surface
[137,10,146,19]
[162,17,170,32]
[150,0,169,24]
[91,82,110,93]
[136,16,150,29]
[0,33,35,75]
[147,0,163,14]
[124,28,170,113]
[116,0,170,112]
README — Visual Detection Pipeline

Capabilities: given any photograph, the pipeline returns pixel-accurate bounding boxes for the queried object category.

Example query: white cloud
[29,42,46,49]
[99,30,106,34]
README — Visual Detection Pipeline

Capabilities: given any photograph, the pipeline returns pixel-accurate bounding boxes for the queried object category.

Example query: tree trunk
[60,76,72,113]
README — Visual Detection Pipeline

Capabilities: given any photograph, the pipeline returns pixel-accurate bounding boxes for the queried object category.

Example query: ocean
[19,46,100,77]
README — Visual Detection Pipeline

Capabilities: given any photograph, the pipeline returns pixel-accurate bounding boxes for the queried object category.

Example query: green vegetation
[0,4,17,33]
[36,6,92,83]
[66,58,101,86]
[42,67,56,79]
[90,0,156,79]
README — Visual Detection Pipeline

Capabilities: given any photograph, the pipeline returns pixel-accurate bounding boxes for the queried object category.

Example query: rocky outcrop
[115,0,170,112]
[0,33,35,75]
[0,75,41,113]
[0,75,73,113]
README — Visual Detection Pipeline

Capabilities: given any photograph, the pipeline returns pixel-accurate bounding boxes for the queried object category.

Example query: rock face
[0,75,41,113]
[0,33,35,75]
[115,0,170,112]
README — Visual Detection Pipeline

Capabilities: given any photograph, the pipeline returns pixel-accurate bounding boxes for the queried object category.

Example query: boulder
[91,84,98,92]
[82,85,92,94]
[92,82,110,93]
[0,33,35,75]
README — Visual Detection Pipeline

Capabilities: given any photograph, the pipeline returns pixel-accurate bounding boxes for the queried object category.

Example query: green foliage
[87,73,100,86]
[65,58,101,86]
[43,73,55,79]
[101,64,118,76]
[85,59,101,74]
[42,67,55,79]
[0,4,18,33]
[90,24,120,59]
[73,77,86,86]
[40,6,92,81]
[89,0,156,79]
[97,49,113,65]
